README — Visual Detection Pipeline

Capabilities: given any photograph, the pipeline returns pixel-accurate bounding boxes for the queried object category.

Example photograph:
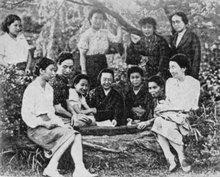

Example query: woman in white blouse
[151,54,200,173]
[0,14,32,74]
[78,8,122,89]
[21,58,97,177]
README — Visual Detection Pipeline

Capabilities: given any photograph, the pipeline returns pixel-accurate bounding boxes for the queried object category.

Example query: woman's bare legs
[157,135,177,171]
[44,134,76,176]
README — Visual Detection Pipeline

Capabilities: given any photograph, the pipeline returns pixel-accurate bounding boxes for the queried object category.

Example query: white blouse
[165,76,200,111]
[0,33,30,64]
[21,77,64,128]
[69,88,87,110]
[77,28,118,55]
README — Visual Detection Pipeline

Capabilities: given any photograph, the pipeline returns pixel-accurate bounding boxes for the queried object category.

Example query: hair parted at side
[34,57,54,76]
[127,66,144,79]
[148,75,165,89]
[1,14,21,33]
[170,53,190,75]
[57,52,74,65]
[72,74,90,88]
[170,11,189,25]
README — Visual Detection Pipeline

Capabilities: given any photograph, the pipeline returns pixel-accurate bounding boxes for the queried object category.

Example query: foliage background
[0,0,220,176]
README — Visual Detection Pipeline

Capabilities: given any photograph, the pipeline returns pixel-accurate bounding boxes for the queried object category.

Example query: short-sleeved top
[77,28,118,55]
[69,88,87,110]
[21,77,63,128]
[0,33,30,64]
[49,74,70,110]
[165,76,200,111]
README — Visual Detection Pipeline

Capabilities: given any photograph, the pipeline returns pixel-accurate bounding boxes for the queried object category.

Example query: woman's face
[8,20,22,37]
[141,23,154,37]
[100,72,113,90]
[57,59,74,78]
[130,72,142,88]
[148,82,163,98]
[169,61,185,79]
[171,15,186,33]
[90,13,104,30]
[74,79,89,95]
[41,64,55,81]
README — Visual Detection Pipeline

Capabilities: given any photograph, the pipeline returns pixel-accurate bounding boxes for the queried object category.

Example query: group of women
[0,8,201,177]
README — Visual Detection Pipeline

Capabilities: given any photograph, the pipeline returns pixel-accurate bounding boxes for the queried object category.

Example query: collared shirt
[78,28,118,55]
[21,77,63,128]
[176,29,186,47]
[0,33,30,64]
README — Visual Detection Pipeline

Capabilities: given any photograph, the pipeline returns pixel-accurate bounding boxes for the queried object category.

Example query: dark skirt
[27,126,78,158]
[86,54,108,89]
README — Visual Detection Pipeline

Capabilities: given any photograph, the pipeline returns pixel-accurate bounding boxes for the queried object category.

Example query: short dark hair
[170,53,190,74]
[170,12,188,25]
[34,57,54,76]
[57,52,74,65]
[72,74,90,87]
[138,17,157,30]
[88,8,107,22]
[1,14,21,33]
[97,68,114,82]
[148,75,165,89]
[127,66,144,79]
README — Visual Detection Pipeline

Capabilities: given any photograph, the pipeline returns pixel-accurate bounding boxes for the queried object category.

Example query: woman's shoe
[43,167,64,177]
[167,158,177,172]
[73,169,98,177]
[181,159,191,172]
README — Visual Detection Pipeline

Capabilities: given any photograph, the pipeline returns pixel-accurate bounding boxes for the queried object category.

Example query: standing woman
[78,8,122,89]
[21,58,97,177]
[126,17,170,79]
[151,54,200,172]
[170,12,201,79]
[0,14,32,74]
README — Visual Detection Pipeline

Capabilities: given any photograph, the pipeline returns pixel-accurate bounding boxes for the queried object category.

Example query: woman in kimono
[21,58,97,177]
[151,54,200,172]
[170,12,201,79]
[126,17,170,79]
[125,66,153,125]
[137,75,165,129]
[78,8,122,89]
[87,68,125,126]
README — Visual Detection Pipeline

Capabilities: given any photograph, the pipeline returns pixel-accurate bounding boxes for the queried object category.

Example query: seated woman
[21,58,97,177]
[87,68,125,126]
[151,54,200,172]
[69,74,96,127]
[125,66,153,125]
[137,75,165,129]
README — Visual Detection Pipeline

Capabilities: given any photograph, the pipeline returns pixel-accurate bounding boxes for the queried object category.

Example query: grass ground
[1,163,220,177]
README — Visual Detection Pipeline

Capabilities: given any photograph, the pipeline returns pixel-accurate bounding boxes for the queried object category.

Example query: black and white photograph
[0,0,220,176]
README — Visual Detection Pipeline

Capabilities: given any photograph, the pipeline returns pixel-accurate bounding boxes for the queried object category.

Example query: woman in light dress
[151,53,200,172]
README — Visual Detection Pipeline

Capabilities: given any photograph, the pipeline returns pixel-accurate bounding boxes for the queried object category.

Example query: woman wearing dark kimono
[78,8,122,89]
[137,75,165,129]
[87,68,125,126]
[21,58,97,177]
[125,67,154,125]
[126,17,170,79]
[170,12,201,79]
